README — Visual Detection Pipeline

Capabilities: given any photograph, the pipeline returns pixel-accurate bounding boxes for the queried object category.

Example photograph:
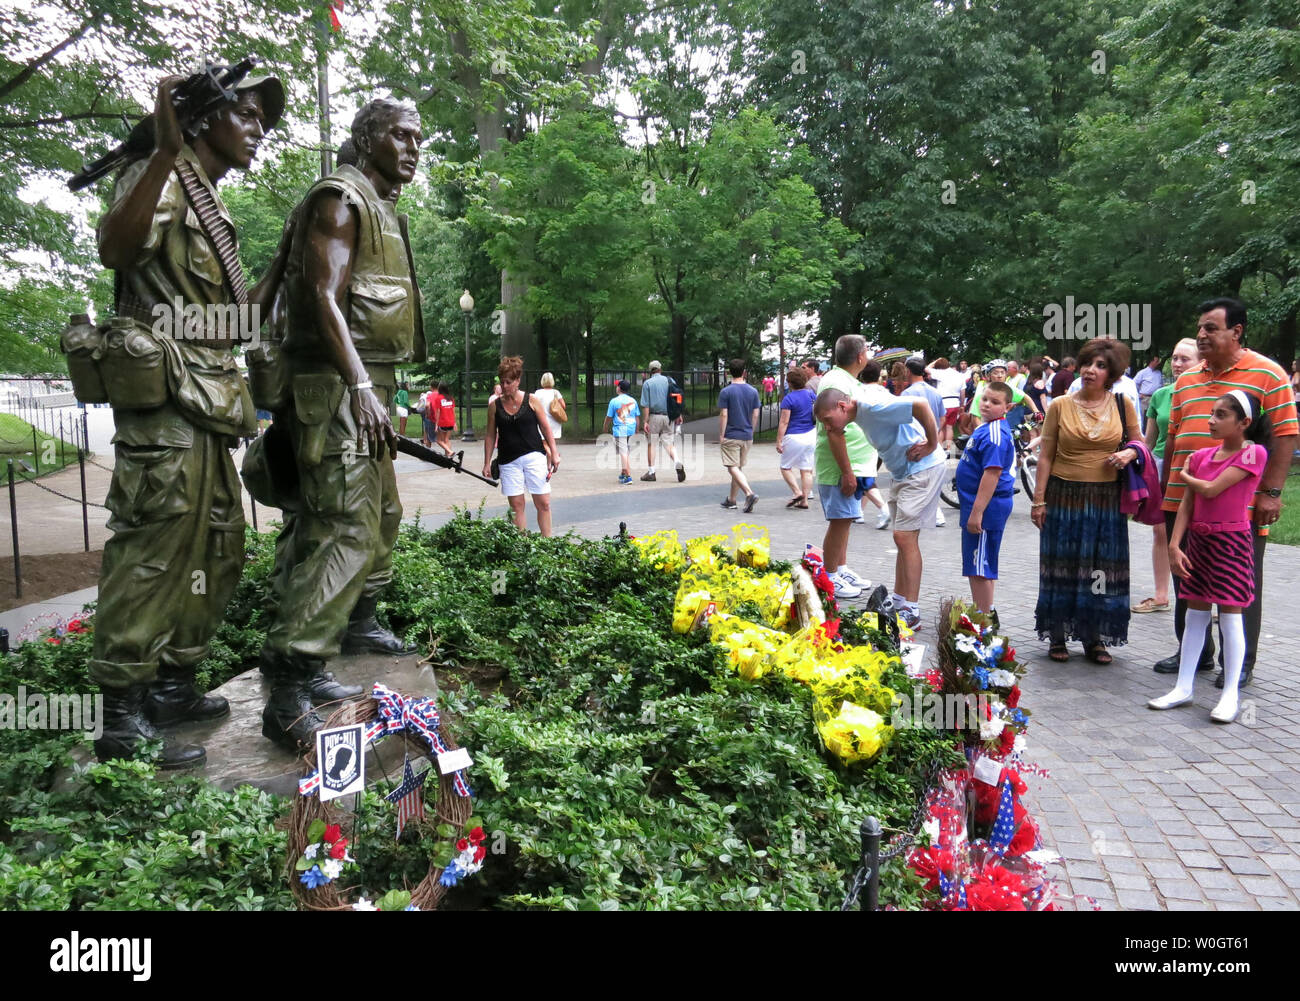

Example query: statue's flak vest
[283,163,419,365]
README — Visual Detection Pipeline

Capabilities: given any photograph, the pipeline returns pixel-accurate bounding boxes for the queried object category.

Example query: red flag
[327,0,343,31]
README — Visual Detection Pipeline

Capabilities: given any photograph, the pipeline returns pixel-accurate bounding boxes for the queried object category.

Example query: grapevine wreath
[286,685,479,911]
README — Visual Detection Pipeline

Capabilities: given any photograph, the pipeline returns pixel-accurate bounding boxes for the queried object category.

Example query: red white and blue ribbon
[298,684,472,798]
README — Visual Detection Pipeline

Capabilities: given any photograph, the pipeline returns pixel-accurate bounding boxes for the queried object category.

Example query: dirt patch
[0,550,101,612]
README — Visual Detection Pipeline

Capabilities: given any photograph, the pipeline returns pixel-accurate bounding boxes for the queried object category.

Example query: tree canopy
[2,0,1298,375]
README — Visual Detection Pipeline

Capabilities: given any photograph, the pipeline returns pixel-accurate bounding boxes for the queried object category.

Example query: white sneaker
[935,509,946,527]
[838,566,870,589]
[875,509,891,530]
[832,572,863,600]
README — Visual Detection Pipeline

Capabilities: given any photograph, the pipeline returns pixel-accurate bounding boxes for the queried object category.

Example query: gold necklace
[1071,395,1111,440]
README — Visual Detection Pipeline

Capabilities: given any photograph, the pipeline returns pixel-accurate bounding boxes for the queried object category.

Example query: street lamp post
[460,289,475,441]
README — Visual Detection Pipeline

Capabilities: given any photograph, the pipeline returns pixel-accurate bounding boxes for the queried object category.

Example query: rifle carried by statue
[395,435,499,486]
[67,58,258,191]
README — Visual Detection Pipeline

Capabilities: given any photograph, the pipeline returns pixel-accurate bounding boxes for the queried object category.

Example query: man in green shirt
[814,335,877,599]
[394,382,411,436]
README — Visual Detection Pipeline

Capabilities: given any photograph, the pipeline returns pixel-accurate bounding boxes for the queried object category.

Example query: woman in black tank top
[483,356,561,536]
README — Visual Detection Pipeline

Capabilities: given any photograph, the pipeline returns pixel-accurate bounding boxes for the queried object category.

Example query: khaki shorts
[720,439,751,468]
[888,460,946,531]
[646,413,673,441]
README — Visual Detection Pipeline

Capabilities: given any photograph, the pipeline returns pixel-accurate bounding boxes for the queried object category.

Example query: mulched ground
[0,550,101,612]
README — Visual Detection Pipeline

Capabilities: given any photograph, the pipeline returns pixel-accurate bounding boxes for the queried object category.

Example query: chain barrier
[12,474,108,509]
[840,756,946,911]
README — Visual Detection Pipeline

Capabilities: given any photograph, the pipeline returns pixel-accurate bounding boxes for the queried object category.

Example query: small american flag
[386,759,430,840]
[989,778,1016,851]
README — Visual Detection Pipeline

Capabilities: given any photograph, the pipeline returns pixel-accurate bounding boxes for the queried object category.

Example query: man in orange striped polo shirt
[1153,298,1299,686]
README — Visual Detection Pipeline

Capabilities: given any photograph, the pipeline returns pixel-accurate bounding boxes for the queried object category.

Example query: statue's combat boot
[145,660,230,726]
[260,647,362,708]
[260,650,329,751]
[96,683,206,770]
[341,594,417,656]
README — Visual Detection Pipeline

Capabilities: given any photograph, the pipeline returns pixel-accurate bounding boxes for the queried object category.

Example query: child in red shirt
[435,381,457,457]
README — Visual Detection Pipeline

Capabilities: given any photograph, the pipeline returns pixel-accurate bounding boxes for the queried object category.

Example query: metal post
[31,426,39,476]
[8,460,20,599]
[78,444,89,552]
[462,313,476,442]
[859,816,882,911]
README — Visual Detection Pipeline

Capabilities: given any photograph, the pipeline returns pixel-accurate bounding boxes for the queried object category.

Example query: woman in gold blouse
[1031,338,1141,663]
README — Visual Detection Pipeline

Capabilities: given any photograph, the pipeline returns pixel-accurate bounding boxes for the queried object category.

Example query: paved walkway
[10,436,1299,909]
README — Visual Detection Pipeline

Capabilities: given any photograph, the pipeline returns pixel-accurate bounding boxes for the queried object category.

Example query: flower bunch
[296,820,357,889]
[437,822,487,887]
[684,533,729,570]
[935,601,1030,751]
[710,612,787,681]
[629,529,686,573]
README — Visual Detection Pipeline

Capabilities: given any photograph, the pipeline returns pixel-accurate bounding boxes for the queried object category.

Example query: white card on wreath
[900,642,927,676]
[437,747,473,774]
[972,755,1003,787]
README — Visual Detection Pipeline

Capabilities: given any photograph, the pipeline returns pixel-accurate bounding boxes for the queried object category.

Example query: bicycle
[939,412,1043,509]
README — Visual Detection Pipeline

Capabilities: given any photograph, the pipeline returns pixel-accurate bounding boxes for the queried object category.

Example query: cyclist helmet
[984,359,1008,375]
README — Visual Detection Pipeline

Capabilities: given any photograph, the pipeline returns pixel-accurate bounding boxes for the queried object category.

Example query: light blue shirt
[640,373,670,413]
[852,394,945,481]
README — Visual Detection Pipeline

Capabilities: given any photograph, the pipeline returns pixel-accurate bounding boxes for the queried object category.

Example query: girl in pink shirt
[1150,391,1269,723]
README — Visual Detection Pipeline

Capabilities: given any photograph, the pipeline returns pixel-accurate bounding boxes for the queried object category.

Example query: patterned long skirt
[1034,476,1130,646]
[1181,525,1255,607]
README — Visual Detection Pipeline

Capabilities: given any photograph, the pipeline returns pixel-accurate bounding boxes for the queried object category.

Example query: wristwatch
[1259,487,1283,498]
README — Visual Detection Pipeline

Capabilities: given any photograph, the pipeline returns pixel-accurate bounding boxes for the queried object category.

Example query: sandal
[786,497,801,508]
[1048,644,1069,662]
[1085,643,1112,665]
[795,499,809,509]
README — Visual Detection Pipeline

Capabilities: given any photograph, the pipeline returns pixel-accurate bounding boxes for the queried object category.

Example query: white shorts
[499,451,550,497]
[888,461,946,531]
[396,406,409,417]
[779,428,815,470]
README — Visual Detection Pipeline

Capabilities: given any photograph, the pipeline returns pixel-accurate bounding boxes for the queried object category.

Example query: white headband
[1228,389,1254,420]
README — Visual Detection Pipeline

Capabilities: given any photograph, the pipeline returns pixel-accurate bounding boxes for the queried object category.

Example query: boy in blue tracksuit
[956,381,1016,616]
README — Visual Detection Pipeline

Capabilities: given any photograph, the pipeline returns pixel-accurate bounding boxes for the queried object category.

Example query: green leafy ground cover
[0,515,957,909]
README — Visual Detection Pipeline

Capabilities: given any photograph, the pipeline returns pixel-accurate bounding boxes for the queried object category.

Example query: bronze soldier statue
[249,97,425,750]
[91,68,290,768]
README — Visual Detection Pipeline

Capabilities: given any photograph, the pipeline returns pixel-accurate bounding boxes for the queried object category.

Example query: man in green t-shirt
[814,336,878,599]
[394,382,411,436]
[969,361,1040,425]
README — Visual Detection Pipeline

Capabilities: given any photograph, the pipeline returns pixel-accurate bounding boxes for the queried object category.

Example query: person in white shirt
[532,371,565,442]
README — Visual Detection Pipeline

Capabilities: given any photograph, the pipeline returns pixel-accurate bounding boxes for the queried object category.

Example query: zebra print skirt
[1181,523,1256,607]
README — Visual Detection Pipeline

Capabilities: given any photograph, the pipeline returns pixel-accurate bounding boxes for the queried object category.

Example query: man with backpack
[639,359,687,482]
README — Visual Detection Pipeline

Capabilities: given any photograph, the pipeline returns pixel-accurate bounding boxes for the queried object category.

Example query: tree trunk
[585,319,595,409]
[671,311,687,383]
[538,314,549,373]
[1278,308,1297,370]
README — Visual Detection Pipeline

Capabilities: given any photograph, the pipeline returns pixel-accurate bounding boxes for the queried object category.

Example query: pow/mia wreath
[287,684,481,911]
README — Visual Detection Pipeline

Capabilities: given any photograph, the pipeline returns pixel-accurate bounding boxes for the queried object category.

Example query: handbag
[548,393,568,424]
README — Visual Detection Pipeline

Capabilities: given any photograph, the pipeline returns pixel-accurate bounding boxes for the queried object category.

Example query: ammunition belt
[176,159,249,306]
